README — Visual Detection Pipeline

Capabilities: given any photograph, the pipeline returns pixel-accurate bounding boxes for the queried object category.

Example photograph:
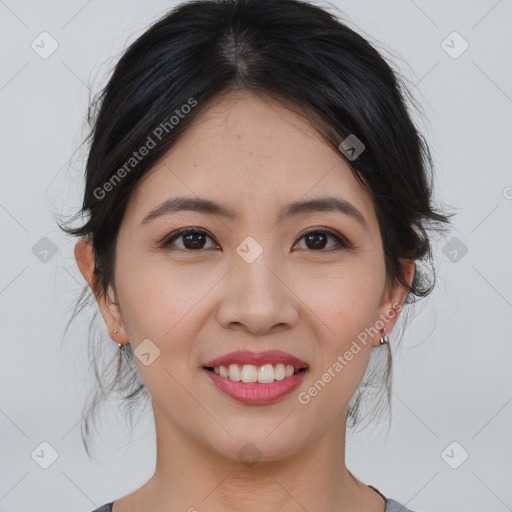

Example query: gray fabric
[90,504,113,512]
[385,497,420,512]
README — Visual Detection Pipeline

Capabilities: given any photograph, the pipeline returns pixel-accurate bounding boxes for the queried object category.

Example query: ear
[371,259,415,347]
[74,238,129,344]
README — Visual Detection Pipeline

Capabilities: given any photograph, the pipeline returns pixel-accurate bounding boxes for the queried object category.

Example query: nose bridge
[216,236,299,333]
[233,237,284,304]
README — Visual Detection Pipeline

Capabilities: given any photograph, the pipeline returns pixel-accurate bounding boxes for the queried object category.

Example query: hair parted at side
[59,0,451,457]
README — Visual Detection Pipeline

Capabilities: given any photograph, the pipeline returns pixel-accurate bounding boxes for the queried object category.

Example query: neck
[127,403,379,512]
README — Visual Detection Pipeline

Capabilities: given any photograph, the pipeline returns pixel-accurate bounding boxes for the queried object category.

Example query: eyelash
[158,227,353,253]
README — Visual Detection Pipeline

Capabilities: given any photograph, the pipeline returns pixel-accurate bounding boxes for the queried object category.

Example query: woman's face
[82,90,409,462]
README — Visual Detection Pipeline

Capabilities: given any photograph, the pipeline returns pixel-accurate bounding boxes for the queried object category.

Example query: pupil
[306,232,326,250]
[184,233,205,249]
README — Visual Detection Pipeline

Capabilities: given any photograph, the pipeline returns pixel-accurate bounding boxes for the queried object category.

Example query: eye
[159,227,352,253]
[160,228,219,251]
[294,228,352,252]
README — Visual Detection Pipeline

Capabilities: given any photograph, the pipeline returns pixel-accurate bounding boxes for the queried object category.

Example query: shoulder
[88,503,114,512]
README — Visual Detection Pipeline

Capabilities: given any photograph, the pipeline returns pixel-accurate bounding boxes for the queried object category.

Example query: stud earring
[379,329,389,345]
[113,328,124,350]
[111,328,126,351]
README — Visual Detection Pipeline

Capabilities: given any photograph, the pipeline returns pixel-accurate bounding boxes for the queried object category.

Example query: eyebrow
[141,196,368,231]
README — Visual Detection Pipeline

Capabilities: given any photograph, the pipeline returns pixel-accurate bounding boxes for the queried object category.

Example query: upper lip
[203,350,308,369]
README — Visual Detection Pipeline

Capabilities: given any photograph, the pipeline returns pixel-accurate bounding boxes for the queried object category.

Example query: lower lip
[203,369,307,404]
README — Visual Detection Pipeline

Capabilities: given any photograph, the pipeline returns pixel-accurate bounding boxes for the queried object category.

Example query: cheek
[292,257,385,403]
[114,249,222,372]
[295,270,382,420]
[116,247,200,336]
[294,256,385,337]
[113,255,207,410]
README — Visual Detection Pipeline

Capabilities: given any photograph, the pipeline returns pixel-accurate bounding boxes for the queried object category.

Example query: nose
[216,249,300,336]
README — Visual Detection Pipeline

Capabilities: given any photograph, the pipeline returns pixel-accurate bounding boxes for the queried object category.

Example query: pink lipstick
[202,350,308,404]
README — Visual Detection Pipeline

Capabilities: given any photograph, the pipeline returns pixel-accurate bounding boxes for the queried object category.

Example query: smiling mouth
[203,363,307,384]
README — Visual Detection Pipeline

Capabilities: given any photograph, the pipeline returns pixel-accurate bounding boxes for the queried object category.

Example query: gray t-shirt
[88,485,421,511]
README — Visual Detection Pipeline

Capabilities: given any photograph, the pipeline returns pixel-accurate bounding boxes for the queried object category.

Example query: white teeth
[228,364,241,381]
[258,364,275,384]
[274,363,286,380]
[213,363,303,383]
[240,364,258,383]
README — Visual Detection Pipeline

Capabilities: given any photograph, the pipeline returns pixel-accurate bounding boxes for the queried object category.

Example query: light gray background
[1,1,511,511]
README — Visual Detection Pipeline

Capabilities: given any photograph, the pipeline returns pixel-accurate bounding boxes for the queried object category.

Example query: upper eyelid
[297,228,353,248]
[161,227,217,245]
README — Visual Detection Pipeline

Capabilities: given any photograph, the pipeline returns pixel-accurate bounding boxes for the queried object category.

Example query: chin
[203,429,304,466]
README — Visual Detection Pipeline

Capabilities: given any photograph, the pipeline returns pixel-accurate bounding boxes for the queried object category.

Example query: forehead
[124,90,376,228]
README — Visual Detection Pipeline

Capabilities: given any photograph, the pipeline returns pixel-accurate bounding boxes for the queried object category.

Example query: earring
[379,329,389,345]
[113,328,124,350]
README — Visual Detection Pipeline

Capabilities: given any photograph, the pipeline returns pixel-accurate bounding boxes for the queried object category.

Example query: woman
[62,0,449,510]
